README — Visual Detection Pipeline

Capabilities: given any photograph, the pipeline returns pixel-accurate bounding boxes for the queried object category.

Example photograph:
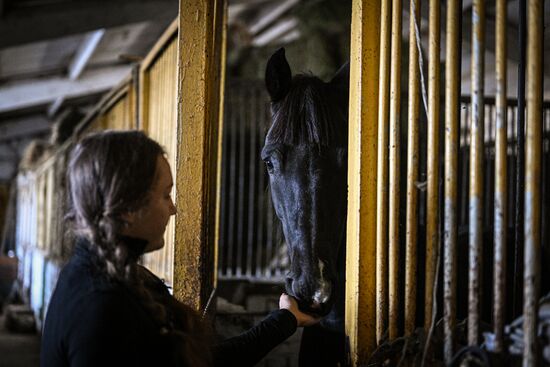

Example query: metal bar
[460,113,468,224]
[218,94,229,277]
[492,0,507,351]
[246,87,257,277]
[468,0,484,346]
[227,89,238,277]
[425,0,441,332]
[388,0,403,341]
[513,0,526,319]
[236,87,246,276]
[257,98,267,277]
[254,88,264,278]
[444,0,461,362]
[213,4,227,285]
[375,0,391,345]
[523,0,543,364]
[405,0,421,336]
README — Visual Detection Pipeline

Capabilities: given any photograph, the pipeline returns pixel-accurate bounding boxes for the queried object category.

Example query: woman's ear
[121,211,136,226]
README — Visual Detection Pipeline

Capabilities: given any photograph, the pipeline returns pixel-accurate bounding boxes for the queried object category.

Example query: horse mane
[267,74,348,147]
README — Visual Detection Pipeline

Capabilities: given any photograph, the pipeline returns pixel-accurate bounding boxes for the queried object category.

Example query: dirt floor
[0,313,41,367]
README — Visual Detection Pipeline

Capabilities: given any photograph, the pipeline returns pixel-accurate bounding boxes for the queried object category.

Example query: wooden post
[346,0,380,364]
[173,0,226,311]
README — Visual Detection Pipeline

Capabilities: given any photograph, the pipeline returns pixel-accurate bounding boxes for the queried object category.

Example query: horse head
[263,48,349,318]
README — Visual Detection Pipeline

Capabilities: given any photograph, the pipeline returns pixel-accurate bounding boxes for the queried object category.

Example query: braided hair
[67,130,211,366]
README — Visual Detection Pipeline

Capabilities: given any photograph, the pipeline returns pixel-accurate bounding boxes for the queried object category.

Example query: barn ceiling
[0,0,548,183]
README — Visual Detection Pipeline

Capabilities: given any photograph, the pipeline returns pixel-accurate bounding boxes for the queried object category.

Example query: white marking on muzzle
[313,260,331,304]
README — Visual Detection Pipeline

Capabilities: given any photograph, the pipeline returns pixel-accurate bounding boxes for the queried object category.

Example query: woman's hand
[279,293,321,327]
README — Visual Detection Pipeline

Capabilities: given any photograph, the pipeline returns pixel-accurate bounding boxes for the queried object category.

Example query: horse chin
[298,299,333,317]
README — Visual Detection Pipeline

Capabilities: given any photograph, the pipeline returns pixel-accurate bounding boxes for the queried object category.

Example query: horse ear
[330,62,350,91]
[265,48,292,102]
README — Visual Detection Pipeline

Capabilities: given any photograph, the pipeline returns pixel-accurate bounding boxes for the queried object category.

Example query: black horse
[263,48,349,366]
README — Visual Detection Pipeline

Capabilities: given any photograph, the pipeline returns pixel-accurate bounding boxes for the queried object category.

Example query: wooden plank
[140,18,179,73]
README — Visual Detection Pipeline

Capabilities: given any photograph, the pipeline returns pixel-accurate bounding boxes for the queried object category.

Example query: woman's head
[67,130,176,256]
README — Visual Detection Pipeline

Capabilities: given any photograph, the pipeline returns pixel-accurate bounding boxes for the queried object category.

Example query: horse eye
[264,159,274,172]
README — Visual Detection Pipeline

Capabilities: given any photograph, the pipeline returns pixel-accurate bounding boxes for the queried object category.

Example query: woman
[40,130,318,367]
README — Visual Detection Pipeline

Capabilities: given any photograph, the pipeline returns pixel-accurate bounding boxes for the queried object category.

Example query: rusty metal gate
[345,0,549,365]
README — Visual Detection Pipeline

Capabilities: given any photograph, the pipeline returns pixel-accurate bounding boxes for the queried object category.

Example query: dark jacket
[41,238,297,367]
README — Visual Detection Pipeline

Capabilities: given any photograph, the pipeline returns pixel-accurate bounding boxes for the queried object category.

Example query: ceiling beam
[248,0,299,35]
[251,17,299,47]
[68,29,105,80]
[0,65,131,114]
[48,28,105,118]
[0,0,177,49]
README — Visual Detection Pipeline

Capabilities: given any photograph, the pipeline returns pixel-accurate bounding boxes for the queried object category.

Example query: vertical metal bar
[218,93,229,277]
[425,0,440,332]
[236,87,246,276]
[523,0,543,364]
[488,106,495,227]
[247,87,257,277]
[258,99,267,278]
[388,0,403,341]
[444,0,461,363]
[405,0,421,336]
[493,0,507,352]
[214,4,228,285]
[460,106,469,227]
[227,88,238,277]
[375,0,391,345]
[252,88,266,279]
[513,0,526,319]
[468,0,485,346]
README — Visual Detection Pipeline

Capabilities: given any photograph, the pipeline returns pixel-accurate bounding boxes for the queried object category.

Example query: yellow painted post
[346,0,380,364]
[493,0,507,353]
[523,0,543,365]
[425,0,440,332]
[173,0,225,311]
[468,0,485,346]
[388,0,402,341]
[375,0,391,345]
[443,0,461,363]
[405,0,421,336]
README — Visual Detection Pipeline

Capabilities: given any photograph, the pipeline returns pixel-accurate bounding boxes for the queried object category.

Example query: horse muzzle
[285,276,334,317]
